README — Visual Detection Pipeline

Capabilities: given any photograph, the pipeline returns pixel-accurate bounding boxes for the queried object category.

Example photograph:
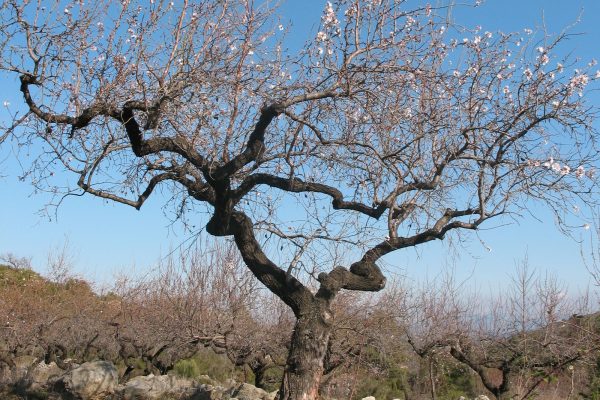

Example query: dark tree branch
[20,73,209,171]
[450,344,508,397]
[232,173,390,219]
[229,211,314,316]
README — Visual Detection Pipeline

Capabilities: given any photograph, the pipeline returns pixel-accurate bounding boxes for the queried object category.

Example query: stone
[56,360,118,400]
[228,382,271,400]
[361,397,377,400]
[10,355,38,384]
[26,361,64,391]
[118,373,214,400]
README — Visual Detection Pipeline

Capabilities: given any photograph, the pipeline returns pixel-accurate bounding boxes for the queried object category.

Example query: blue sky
[1,0,599,293]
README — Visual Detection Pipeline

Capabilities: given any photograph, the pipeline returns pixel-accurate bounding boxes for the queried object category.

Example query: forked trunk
[277,307,332,400]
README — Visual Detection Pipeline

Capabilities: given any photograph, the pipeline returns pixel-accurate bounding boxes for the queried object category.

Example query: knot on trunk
[206,211,233,236]
[316,262,386,300]
[349,261,386,289]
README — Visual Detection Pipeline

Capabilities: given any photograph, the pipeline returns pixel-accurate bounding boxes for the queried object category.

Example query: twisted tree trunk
[277,305,333,400]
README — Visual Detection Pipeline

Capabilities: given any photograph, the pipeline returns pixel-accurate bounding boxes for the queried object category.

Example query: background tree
[400,262,600,400]
[1,0,599,398]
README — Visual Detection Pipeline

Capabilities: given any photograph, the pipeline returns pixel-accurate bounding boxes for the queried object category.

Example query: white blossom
[551,162,561,172]
[344,4,357,17]
[322,2,339,29]
[570,73,589,90]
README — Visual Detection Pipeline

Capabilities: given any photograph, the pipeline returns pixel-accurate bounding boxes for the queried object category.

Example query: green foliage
[586,377,600,400]
[437,363,476,400]
[173,358,201,379]
[24,389,50,400]
[352,349,413,400]
[192,348,236,382]
[260,366,284,392]
[172,348,248,383]
[0,264,94,299]
[0,264,42,286]
[354,374,408,400]
[582,358,600,400]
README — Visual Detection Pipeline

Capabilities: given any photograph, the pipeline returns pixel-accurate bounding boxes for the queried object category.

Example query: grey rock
[10,355,38,383]
[118,373,219,400]
[56,360,118,400]
[26,361,64,391]
[228,382,271,400]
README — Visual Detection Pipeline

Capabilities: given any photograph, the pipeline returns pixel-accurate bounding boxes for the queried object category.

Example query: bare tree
[108,240,262,378]
[0,256,113,370]
[2,0,599,398]
[402,261,600,400]
[0,253,32,270]
[402,269,477,398]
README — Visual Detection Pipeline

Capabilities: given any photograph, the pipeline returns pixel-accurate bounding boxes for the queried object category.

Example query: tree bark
[253,366,266,390]
[277,304,333,400]
[428,357,437,400]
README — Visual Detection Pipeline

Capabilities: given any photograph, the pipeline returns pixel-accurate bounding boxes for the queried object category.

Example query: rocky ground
[1,357,278,400]
[0,356,494,400]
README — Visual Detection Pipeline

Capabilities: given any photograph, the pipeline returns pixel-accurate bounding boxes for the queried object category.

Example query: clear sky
[1,0,599,294]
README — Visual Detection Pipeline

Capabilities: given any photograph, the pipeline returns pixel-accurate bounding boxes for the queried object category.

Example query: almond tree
[112,240,264,379]
[402,262,600,400]
[1,1,599,398]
